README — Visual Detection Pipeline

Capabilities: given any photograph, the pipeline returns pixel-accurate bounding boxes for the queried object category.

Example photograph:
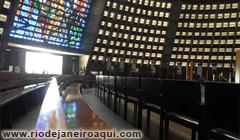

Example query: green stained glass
[71,36,75,40]
[50,8,56,14]
[41,11,48,16]
[74,32,77,36]
[33,2,38,8]
[67,105,72,114]
[69,41,75,45]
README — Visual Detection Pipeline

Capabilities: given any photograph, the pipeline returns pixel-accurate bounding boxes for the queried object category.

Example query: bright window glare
[26,51,63,74]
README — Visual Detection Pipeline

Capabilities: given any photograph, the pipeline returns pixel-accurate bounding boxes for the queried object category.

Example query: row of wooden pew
[0,72,53,130]
[95,75,240,140]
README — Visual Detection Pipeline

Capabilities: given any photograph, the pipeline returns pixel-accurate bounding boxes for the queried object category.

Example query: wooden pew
[95,75,99,96]
[34,78,123,140]
[81,75,96,88]
[115,76,126,114]
[139,78,162,130]
[160,79,201,140]
[204,82,240,140]
[125,77,141,126]
[209,128,240,140]
[107,76,116,110]
[57,75,82,95]
[98,75,104,100]
[0,73,52,129]
[103,75,109,104]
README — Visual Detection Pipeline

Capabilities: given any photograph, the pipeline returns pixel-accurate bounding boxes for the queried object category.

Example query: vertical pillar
[190,60,194,81]
[235,49,240,83]
[186,65,189,80]
[206,70,208,81]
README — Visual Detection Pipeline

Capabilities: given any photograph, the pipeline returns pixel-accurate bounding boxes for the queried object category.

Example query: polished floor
[82,88,193,140]
[11,86,194,140]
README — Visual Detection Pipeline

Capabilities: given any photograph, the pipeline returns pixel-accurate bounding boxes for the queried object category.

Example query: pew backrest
[126,77,140,99]
[103,75,109,88]
[108,76,115,92]
[141,78,161,106]
[99,75,104,87]
[96,75,99,85]
[161,79,201,119]
[116,76,125,94]
[205,82,240,135]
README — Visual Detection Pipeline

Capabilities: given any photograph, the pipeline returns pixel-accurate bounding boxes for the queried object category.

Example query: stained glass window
[10,0,92,50]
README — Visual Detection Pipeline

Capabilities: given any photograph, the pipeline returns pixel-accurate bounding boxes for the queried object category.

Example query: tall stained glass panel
[10,0,92,50]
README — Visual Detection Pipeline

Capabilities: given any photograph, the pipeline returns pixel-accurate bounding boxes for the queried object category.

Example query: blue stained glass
[14,34,24,39]
[35,28,42,33]
[20,11,28,17]
[56,38,63,42]
[31,14,38,20]
[65,13,70,17]
[34,33,42,38]
[80,18,86,23]
[18,19,26,23]
[13,23,25,28]
[14,16,18,21]
[61,23,67,27]
[22,5,30,11]
[11,0,92,50]
[78,33,82,37]
[49,37,55,41]
[81,24,85,28]
[23,0,30,5]
[25,31,32,36]
[27,37,32,40]
[16,30,25,35]
[28,19,37,26]
[33,8,39,14]
[66,2,70,7]
[23,18,28,22]
[26,26,35,31]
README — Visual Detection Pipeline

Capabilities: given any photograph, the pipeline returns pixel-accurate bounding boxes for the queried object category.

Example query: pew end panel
[160,79,201,140]
[205,82,240,136]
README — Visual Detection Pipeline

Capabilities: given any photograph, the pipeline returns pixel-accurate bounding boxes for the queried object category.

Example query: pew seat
[166,112,199,129]
[143,103,161,114]
[210,128,240,140]
[0,74,51,129]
